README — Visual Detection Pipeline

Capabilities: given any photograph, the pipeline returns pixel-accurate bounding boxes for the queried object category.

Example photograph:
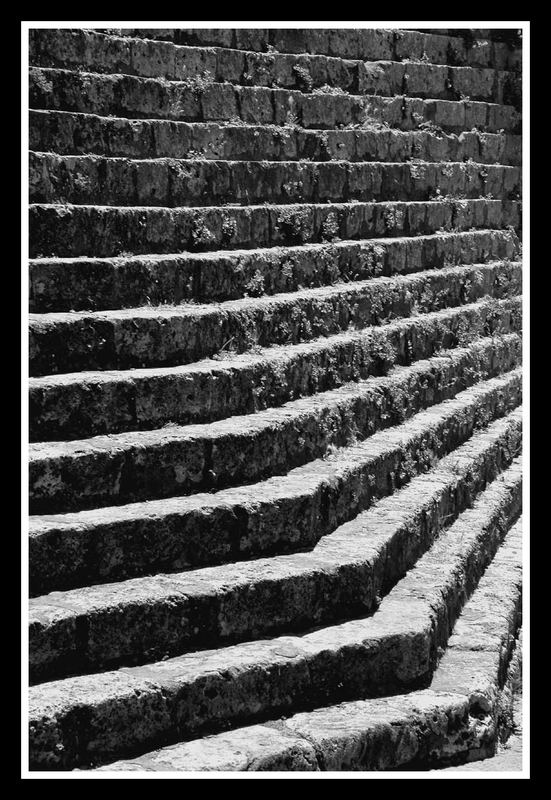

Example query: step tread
[29,28,518,103]
[28,377,522,596]
[28,337,521,514]
[98,28,520,71]
[92,515,521,772]
[29,260,523,325]
[29,411,522,681]
[29,67,520,133]
[28,261,522,377]
[28,457,522,768]
[30,334,521,457]
[29,296,521,424]
[29,110,522,165]
[30,151,521,208]
[26,25,524,774]
[29,198,522,259]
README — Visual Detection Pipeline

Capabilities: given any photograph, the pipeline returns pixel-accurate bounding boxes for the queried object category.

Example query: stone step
[29,152,521,207]
[29,228,520,313]
[93,515,522,772]
[28,335,521,514]
[415,28,522,47]
[100,28,521,71]
[29,409,522,682]
[28,30,518,104]
[29,297,522,441]
[436,621,523,772]
[29,68,521,133]
[29,198,521,259]
[29,261,522,376]
[28,456,521,769]
[29,379,521,595]
[29,111,522,165]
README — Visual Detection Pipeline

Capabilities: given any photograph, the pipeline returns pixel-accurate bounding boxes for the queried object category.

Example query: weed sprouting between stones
[178,70,215,98]
[312,84,347,96]
[284,111,301,129]
[221,215,237,245]
[190,216,215,250]
[292,65,313,93]
[243,270,266,297]
[276,207,311,244]
[321,213,340,242]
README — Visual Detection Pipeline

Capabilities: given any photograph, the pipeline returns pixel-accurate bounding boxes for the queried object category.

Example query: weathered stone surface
[29,198,521,259]
[91,515,521,772]
[103,28,520,70]
[27,26,524,774]
[28,459,521,768]
[28,335,521,513]
[29,228,519,313]
[29,111,522,165]
[29,29,518,104]
[29,152,521,207]
[29,412,522,680]
[29,297,521,440]
[28,385,521,595]
[29,67,521,133]
[29,261,522,376]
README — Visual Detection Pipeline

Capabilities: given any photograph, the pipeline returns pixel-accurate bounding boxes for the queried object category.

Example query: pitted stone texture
[29,112,523,165]
[29,297,521,440]
[29,460,521,768]
[30,152,521,207]
[29,67,521,133]
[93,514,522,773]
[29,407,521,677]
[28,335,521,513]
[29,380,522,595]
[28,261,522,375]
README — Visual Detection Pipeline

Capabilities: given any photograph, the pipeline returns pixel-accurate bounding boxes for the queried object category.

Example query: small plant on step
[292,65,313,93]
[368,329,396,375]
[32,71,54,94]
[284,110,300,129]
[312,84,346,95]
[190,216,215,250]
[417,120,444,136]
[276,207,311,244]
[220,215,237,245]
[243,53,274,86]
[179,69,215,98]
[321,212,340,242]
[398,451,417,482]
[243,270,266,297]
[185,149,209,161]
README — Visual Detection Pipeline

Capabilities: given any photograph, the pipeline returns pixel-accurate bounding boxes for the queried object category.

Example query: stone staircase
[28,27,523,772]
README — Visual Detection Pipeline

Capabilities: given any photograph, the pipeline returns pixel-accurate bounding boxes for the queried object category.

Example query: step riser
[26,25,524,775]
[29,30,517,104]
[30,229,520,313]
[28,261,522,376]
[29,199,521,259]
[98,522,521,773]
[30,153,521,207]
[29,375,521,594]
[103,28,521,70]
[27,462,521,769]
[29,298,522,441]
[28,336,521,514]
[29,111,523,165]
[29,414,522,681]
[29,68,521,133]
[415,28,518,41]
